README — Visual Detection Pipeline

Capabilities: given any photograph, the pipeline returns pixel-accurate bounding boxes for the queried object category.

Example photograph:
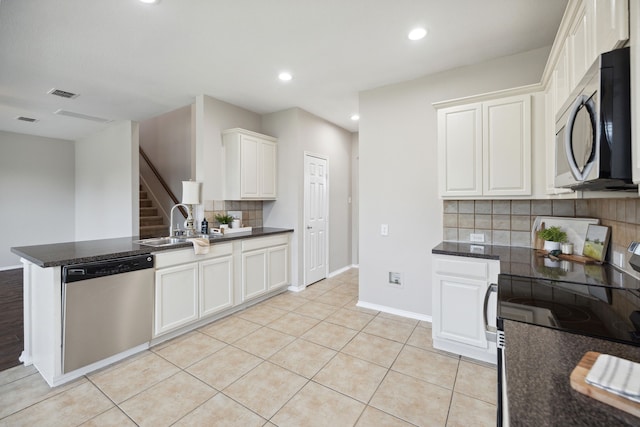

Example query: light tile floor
[0,269,497,426]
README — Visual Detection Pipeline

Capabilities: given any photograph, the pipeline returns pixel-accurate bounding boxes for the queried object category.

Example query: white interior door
[304,154,328,286]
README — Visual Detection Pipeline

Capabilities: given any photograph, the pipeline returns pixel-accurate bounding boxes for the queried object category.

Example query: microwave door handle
[484,283,498,342]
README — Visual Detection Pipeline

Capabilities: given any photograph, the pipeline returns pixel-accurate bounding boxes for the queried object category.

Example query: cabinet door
[482,95,531,196]
[242,249,267,300]
[199,256,233,318]
[433,274,489,349]
[569,2,594,91]
[268,244,289,290]
[555,41,571,113]
[155,263,198,336]
[240,135,260,198]
[260,141,277,199]
[437,103,483,197]
[591,0,629,55]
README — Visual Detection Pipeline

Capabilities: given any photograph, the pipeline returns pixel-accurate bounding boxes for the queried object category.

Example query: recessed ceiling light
[139,0,159,4]
[350,114,360,121]
[278,72,293,82]
[408,27,427,41]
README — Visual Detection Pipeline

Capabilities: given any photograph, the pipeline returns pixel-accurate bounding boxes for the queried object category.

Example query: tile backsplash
[443,198,640,268]
[203,200,263,228]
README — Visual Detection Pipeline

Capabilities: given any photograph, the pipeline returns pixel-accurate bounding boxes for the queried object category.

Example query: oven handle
[484,283,498,342]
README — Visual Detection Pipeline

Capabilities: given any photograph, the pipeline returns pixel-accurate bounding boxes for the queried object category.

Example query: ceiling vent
[47,88,79,99]
[16,116,39,123]
[54,109,111,123]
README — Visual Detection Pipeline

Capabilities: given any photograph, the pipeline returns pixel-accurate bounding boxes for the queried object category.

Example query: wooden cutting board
[570,351,640,418]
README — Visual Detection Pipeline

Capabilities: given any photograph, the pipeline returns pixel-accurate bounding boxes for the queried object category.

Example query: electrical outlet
[388,272,403,287]
[380,224,389,236]
[470,233,485,243]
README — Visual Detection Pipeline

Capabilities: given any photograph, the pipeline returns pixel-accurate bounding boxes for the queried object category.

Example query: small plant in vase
[214,214,234,229]
[537,226,568,252]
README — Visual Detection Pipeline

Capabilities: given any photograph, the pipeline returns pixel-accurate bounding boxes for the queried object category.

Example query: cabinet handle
[484,283,497,342]
[306,226,312,229]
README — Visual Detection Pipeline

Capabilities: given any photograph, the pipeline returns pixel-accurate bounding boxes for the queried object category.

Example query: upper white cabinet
[437,93,532,198]
[223,128,277,200]
[569,2,595,90]
[590,0,629,56]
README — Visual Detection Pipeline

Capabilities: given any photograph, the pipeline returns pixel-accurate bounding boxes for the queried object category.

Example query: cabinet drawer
[154,243,233,269]
[242,234,289,252]
[434,256,491,280]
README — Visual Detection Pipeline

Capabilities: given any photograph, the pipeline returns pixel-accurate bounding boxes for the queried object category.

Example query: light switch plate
[380,224,389,236]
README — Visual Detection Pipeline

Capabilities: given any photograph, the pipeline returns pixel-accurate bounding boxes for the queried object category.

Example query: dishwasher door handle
[484,283,497,342]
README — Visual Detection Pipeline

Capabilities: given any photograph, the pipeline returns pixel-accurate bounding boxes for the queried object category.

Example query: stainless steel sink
[134,237,188,247]
[134,235,212,247]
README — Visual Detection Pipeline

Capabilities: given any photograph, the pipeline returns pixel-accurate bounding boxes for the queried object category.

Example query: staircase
[139,186,167,238]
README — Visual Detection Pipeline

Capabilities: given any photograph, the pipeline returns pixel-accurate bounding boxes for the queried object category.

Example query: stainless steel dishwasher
[62,254,154,373]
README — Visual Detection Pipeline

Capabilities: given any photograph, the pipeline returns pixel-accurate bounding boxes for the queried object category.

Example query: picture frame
[582,225,610,262]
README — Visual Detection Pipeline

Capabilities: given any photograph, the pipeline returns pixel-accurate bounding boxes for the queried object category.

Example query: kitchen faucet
[169,203,190,237]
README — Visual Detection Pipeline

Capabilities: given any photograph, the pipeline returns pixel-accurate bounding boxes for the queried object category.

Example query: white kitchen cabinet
[482,95,531,196]
[242,249,267,300]
[432,254,500,364]
[569,2,595,93]
[223,128,277,200]
[437,103,483,197]
[154,243,233,337]
[268,244,289,290]
[199,256,233,318]
[590,0,629,56]
[554,41,572,113]
[436,92,531,198]
[155,263,199,336]
[241,234,290,301]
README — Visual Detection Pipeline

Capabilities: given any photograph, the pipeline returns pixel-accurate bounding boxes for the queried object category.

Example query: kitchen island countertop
[11,227,294,268]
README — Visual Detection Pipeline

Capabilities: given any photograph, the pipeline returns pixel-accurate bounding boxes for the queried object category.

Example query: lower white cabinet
[199,256,234,318]
[432,254,500,364]
[242,234,290,301]
[154,243,233,337]
[153,234,291,338]
[155,262,199,336]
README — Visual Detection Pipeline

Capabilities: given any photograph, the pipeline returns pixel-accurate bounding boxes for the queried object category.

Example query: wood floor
[0,268,23,372]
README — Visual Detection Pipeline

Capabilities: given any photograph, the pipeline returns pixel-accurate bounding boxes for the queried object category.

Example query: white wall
[262,108,353,287]
[358,47,550,317]
[351,133,359,265]
[75,121,139,241]
[194,95,262,203]
[139,104,192,202]
[0,131,75,268]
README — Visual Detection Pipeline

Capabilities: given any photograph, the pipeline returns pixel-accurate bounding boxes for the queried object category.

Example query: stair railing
[139,147,187,219]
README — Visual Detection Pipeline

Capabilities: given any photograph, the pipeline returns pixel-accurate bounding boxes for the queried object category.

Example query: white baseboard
[287,284,306,292]
[0,264,23,272]
[356,300,432,323]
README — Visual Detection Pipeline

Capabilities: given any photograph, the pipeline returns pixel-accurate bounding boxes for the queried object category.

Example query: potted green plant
[214,214,234,229]
[537,226,568,252]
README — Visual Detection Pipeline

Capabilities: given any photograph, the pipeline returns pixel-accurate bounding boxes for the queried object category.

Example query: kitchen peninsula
[11,228,293,387]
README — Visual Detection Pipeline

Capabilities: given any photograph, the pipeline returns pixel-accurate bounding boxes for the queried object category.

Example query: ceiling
[0,0,568,141]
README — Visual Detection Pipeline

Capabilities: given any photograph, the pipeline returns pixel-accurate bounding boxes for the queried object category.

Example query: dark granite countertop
[432,241,640,290]
[11,227,294,268]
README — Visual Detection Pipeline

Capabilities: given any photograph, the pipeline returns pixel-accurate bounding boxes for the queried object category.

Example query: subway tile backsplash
[442,198,640,277]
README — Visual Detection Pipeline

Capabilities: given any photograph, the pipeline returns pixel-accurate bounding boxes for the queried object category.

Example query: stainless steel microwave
[555,47,635,191]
